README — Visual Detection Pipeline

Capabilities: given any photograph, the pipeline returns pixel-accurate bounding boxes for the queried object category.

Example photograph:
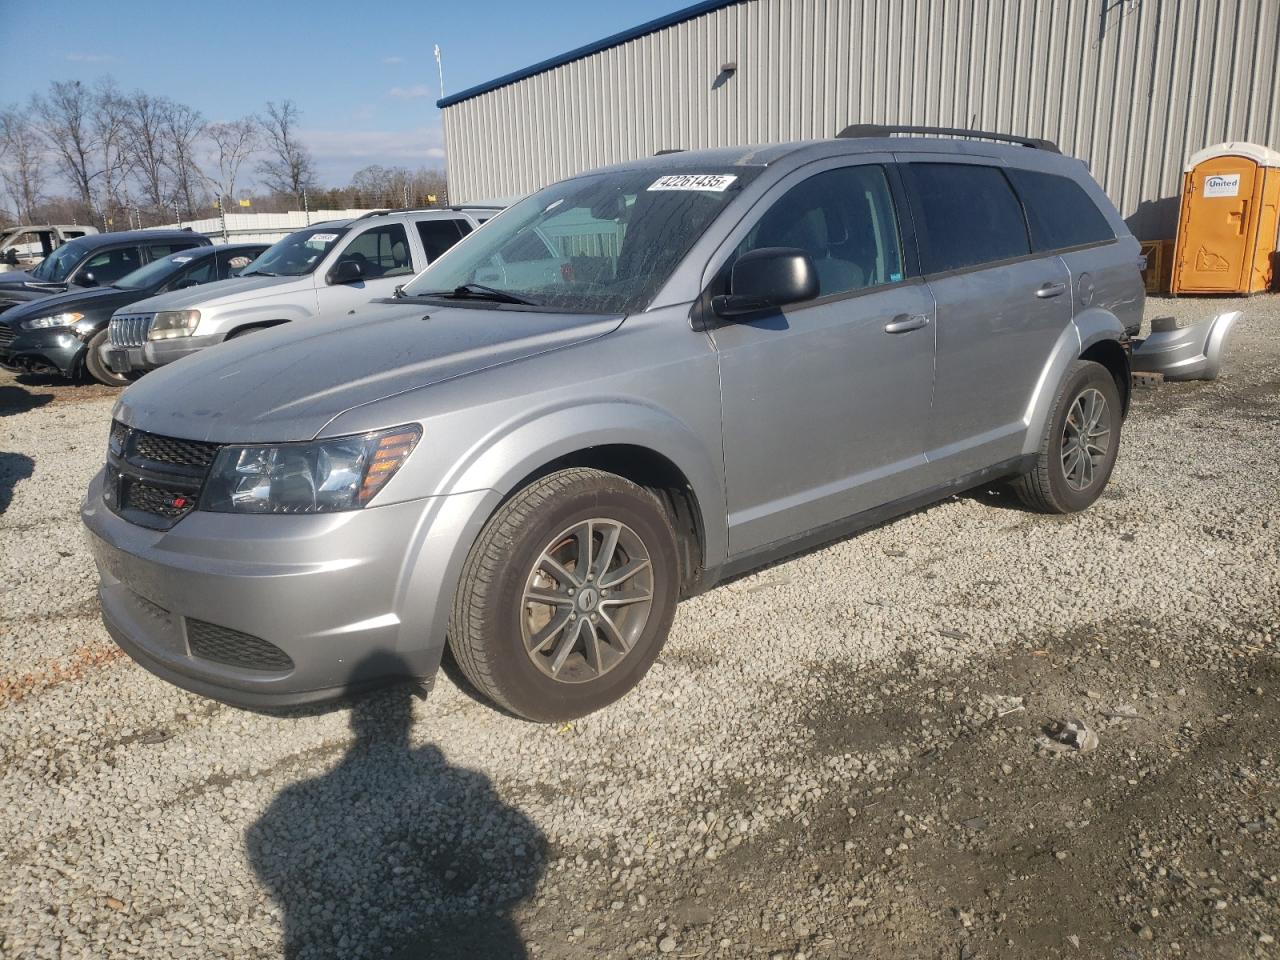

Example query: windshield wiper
[414,283,537,306]
[241,269,278,277]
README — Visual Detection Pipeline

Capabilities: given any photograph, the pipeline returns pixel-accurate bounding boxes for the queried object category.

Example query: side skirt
[692,453,1036,594]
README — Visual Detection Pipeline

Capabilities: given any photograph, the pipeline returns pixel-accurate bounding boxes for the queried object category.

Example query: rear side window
[902,163,1030,273]
[415,219,467,261]
[1006,168,1116,251]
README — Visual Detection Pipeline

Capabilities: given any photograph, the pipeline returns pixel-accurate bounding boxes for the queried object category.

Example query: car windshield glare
[113,252,196,290]
[30,242,83,282]
[242,228,348,277]
[401,167,758,313]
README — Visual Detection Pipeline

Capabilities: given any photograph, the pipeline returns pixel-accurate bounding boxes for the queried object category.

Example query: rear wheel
[84,329,132,387]
[448,468,680,722]
[1012,359,1122,513]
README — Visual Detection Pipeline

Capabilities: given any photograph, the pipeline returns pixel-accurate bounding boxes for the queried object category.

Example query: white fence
[159,210,382,244]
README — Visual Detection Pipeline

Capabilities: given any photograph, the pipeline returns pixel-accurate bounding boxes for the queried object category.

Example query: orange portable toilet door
[1175,156,1259,292]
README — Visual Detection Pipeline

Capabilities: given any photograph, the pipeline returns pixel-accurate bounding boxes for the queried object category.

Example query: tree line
[0,78,447,230]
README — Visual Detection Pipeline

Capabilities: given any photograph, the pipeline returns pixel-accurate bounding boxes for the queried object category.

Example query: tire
[84,329,132,387]
[1012,359,1122,513]
[448,467,680,722]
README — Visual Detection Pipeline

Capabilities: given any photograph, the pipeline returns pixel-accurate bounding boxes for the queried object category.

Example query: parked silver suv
[83,127,1143,722]
[99,206,499,376]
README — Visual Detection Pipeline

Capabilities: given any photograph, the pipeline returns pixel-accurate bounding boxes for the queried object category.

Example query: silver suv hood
[125,274,303,314]
[114,303,623,442]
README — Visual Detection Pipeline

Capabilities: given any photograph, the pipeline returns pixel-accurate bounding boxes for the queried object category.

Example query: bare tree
[0,107,47,221]
[92,79,133,228]
[33,80,97,211]
[204,117,259,207]
[164,102,206,216]
[124,91,173,215]
[257,100,315,203]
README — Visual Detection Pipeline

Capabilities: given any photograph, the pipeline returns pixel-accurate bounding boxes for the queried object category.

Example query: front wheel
[1012,359,1122,513]
[84,329,133,387]
[448,468,680,722]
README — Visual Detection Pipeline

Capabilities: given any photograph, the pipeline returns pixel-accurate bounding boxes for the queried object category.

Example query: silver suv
[83,127,1143,722]
[99,207,500,376]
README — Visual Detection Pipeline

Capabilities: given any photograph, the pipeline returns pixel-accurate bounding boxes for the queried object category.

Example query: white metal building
[438,0,1280,239]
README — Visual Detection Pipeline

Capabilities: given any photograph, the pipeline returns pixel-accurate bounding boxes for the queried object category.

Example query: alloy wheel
[1060,387,1111,491]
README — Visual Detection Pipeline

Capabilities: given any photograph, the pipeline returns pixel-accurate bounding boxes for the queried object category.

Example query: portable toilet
[1172,141,1280,295]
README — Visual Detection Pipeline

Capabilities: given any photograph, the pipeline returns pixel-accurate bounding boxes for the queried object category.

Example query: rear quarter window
[901,163,1031,274]
[1006,168,1116,251]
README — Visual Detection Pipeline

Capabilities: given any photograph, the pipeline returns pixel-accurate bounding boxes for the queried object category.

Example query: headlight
[21,311,83,330]
[201,425,421,514]
[148,310,200,340]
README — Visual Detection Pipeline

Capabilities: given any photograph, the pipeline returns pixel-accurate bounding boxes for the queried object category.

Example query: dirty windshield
[241,227,348,278]
[401,168,758,313]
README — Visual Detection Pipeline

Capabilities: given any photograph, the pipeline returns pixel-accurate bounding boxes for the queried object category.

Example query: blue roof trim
[436,0,742,108]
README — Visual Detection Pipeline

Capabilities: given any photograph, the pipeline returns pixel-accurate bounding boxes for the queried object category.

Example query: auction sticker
[307,232,339,244]
[1203,173,1241,197]
[648,174,738,192]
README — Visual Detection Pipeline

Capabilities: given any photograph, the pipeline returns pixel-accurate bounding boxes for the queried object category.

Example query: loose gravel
[1,296,1277,959]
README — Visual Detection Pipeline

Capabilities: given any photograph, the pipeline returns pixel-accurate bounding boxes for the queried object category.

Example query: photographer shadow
[246,653,545,959]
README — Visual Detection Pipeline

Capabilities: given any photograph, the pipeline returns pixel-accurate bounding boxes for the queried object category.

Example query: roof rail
[836,124,1060,153]
[352,209,392,221]
[655,148,685,155]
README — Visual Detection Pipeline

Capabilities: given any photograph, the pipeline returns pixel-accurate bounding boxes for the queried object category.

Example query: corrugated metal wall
[441,0,1280,239]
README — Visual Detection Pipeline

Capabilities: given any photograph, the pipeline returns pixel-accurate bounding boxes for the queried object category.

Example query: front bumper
[102,332,226,375]
[0,326,85,377]
[82,469,490,708]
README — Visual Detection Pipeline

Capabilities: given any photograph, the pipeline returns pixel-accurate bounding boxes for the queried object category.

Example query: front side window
[78,246,142,285]
[415,219,466,262]
[336,224,413,278]
[902,163,1031,274]
[401,166,761,314]
[733,164,905,299]
[241,227,348,278]
[1006,168,1116,252]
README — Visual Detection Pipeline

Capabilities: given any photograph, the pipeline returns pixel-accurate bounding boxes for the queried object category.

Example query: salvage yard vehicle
[0,229,210,315]
[0,224,98,273]
[84,126,1143,722]
[0,243,267,385]
[99,206,500,376]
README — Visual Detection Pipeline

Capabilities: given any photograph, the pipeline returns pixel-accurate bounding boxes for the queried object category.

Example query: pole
[303,188,311,226]
[217,197,228,242]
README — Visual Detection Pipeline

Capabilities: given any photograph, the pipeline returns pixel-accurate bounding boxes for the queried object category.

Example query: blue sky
[0,0,691,185]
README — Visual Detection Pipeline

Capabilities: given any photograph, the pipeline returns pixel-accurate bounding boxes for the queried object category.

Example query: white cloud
[65,52,114,63]
[389,84,432,99]
[382,56,405,64]
[300,126,446,183]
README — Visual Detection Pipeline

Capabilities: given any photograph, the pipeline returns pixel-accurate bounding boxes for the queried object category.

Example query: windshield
[30,241,85,282]
[241,227,348,278]
[113,251,201,290]
[401,167,758,313]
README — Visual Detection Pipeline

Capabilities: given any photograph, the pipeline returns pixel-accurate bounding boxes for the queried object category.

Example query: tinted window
[78,246,142,284]
[1006,168,1115,251]
[339,224,413,278]
[415,219,466,261]
[903,163,1030,273]
[114,250,205,290]
[173,257,216,287]
[218,247,266,279]
[735,164,905,298]
[146,241,202,260]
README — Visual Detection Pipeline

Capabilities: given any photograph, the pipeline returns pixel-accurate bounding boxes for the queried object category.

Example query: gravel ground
[1,296,1277,959]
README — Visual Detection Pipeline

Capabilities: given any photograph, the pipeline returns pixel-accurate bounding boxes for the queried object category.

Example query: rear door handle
[884,313,930,334]
[1036,281,1067,298]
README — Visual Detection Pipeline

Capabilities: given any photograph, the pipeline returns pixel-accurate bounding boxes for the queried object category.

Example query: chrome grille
[109,313,154,347]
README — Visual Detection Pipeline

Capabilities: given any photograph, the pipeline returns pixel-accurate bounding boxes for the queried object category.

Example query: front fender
[199,301,311,337]
[1021,308,1124,455]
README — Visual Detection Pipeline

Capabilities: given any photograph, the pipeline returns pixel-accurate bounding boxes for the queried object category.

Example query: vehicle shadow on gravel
[246,653,546,960]
[0,451,34,514]
[0,384,53,417]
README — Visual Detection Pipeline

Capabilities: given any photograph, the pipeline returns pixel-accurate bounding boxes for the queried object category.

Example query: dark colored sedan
[0,243,268,385]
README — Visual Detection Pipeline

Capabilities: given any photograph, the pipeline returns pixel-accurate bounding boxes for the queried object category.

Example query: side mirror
[78,271,98,287]
[711,247,818,318]
[328,259,363,285]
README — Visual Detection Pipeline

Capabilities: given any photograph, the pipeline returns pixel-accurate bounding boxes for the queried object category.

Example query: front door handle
[1036,281,1067,298]
[884,313,930,334]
